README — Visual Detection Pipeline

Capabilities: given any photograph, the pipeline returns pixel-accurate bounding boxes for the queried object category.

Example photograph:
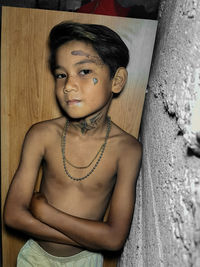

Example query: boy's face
[54,40,113,119]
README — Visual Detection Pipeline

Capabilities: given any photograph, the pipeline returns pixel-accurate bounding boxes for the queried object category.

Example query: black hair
[48,21,129,78]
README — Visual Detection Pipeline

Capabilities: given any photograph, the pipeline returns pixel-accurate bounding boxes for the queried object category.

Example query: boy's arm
[3,124,81,247]
[31,139,142,251]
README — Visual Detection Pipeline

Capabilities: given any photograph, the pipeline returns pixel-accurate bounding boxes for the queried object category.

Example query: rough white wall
[119,0,200,266]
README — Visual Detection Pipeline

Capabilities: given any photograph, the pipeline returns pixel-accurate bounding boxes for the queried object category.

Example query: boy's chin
[64,109,93,120]
[64,106,106,121]
[65,113,89,121]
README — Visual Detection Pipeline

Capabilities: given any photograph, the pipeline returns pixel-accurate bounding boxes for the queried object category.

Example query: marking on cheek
[93,78,98,85]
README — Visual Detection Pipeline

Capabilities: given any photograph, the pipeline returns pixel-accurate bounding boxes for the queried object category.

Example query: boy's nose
[63,75,78,93]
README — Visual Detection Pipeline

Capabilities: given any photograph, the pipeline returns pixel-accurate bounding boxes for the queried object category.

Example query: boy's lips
[66,99,82,105]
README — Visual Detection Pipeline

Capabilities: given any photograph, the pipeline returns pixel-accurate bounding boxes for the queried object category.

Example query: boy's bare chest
[40,136,118,219]
[42,135,116,199]
[44,133,118,181]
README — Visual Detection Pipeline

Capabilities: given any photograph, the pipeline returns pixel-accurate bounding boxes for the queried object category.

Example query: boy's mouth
[66,99,81,105]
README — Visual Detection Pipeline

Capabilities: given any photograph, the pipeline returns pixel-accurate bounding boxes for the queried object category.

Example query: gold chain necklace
[64,143,104,169]
[61,117,111,181]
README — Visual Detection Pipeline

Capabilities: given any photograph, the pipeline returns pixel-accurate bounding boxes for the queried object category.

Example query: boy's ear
[112,67,128,94]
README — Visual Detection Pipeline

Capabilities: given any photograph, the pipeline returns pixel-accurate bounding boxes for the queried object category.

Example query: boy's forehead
[57,41,103,65]
[59,41,97,56]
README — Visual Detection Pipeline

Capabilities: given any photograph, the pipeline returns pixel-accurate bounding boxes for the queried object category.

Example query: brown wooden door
[1,6,157,267]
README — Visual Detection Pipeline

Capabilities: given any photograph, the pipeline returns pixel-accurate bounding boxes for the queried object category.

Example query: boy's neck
[68,110,109,136]
[67,95,113,135]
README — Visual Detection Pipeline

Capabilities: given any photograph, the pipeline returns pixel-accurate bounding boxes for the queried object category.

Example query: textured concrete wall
[117,0,160,12]
[119,0,200,266]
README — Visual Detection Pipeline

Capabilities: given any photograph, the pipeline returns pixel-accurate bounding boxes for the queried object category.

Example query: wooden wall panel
[1,6,157,267]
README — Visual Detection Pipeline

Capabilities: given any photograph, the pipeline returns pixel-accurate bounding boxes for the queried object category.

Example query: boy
[4,21,142,266]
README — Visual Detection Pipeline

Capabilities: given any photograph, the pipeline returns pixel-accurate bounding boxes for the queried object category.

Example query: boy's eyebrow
[53,60,96,73]
[54,60,97,71]
[54,65,66,71]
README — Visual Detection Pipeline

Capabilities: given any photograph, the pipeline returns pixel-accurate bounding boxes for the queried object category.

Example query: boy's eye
[79,69,92,76]
[55,73,67,79]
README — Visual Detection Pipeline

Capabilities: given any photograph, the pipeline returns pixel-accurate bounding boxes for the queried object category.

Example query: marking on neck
[76,112,103,134]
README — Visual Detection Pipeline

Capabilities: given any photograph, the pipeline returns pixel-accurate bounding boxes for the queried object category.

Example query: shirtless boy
[4,21,142,266]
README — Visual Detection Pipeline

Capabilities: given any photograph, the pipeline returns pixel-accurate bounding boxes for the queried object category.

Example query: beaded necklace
[61,116,111,181]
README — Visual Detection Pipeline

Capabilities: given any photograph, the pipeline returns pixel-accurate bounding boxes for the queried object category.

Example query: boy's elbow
[4,204,19,229]
[4,204,28,230]
[108,239,125,251]
[4,208,16,228]
[103,232,125,251]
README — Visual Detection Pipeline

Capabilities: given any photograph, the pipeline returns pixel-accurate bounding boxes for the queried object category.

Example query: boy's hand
[30,192,48,221]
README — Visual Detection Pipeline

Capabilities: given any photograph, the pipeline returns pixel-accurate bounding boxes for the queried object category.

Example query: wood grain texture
[1,6,157,267]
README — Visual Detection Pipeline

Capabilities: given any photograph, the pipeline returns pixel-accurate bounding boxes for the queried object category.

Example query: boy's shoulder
[110,121,142,156]
[26,117,65,139]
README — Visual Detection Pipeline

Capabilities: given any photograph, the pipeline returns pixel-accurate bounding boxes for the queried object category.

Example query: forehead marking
[71,50,90,57]
[71,50,103,66]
